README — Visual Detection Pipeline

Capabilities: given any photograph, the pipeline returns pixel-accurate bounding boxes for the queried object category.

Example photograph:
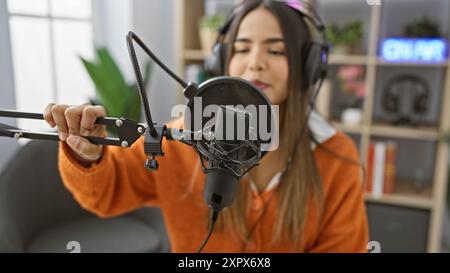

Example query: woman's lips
[250,80,270,90]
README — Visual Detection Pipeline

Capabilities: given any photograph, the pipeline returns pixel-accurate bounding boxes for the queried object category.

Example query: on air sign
[381,38,448,63]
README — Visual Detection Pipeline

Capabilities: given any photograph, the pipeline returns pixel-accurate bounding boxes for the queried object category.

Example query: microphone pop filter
[183,76,279,179]
[184,76,277,149]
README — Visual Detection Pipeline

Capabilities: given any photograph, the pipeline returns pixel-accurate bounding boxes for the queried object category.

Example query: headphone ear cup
[302,42,324,91]
[414,91,428,114]
[204,43,228,77]
[382,87,399,113]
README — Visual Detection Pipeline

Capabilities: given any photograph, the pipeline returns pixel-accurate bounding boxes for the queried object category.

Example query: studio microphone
[183,77,277,214]
[203,105,253,212]
[182,76,277,252]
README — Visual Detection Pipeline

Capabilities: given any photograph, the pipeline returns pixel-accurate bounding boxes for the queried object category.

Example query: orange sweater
[58,118,369,253]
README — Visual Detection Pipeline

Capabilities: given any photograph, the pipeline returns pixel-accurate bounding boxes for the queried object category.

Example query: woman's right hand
[43,103,107,164]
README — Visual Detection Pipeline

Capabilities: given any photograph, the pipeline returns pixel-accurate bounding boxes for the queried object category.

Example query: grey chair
[0,140,170,253]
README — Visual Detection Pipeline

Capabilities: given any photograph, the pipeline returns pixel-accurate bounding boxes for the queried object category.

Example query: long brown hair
[216,0,324,246]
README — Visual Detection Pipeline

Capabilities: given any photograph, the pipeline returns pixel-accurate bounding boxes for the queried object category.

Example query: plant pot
[331,42,363,55]
[341,107,363,125]
[331,44,351,55]
[347,42,363,54]
[199,28,218,57]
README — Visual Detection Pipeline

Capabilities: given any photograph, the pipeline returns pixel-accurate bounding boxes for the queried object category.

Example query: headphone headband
[205,0,329,91]
[219,0,325,39]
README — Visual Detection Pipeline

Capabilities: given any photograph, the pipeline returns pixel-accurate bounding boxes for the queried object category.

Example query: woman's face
[228,7,289,105]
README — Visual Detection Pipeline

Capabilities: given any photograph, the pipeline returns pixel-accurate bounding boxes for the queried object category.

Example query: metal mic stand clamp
[143,125,167,172]
[0,110,146,149]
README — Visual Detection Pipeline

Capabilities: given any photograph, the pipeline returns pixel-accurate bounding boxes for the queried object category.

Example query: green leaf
[403,16,442,38]
[124,86,142,122]
[80,48,130,118]
[81,58,119,116]
[199,14,225,30]
[96,48,129,88]
[80,47,150,135]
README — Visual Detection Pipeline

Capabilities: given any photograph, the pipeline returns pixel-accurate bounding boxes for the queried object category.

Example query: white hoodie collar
[249,110,336,193]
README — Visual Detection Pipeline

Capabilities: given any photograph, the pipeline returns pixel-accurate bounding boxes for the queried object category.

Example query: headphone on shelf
[204,0,330,91]
[382,74,430,122]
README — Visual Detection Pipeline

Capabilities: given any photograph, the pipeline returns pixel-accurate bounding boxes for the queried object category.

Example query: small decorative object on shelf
[381,74,429,126]
[198,14,225,57]
[412,168,427,193]
[336,65,365,125]
[404,16,442,39]
[381,16,448,63]
[326,20,363,54]
[341,108,362,125]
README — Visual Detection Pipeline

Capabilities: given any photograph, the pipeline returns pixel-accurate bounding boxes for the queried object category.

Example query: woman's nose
[248,49,267,71]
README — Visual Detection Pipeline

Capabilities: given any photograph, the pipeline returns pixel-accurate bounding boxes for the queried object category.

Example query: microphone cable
[197,209,220,253]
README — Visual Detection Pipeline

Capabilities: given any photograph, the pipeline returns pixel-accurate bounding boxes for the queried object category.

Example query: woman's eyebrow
[234,37,285,44]
[235,38,252,43]
[263,38,285,44]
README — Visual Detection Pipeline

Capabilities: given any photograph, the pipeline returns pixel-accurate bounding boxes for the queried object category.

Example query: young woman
[43,0,368,252]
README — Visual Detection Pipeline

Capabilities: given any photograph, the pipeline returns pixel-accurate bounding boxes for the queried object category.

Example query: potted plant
[326,20,363,54]
[336,65,366,125]
[403,16,442,38]
[80,48,152,136]
[199,14,225,56]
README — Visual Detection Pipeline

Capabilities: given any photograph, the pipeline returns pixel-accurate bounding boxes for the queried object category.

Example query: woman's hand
[43,103,107,164]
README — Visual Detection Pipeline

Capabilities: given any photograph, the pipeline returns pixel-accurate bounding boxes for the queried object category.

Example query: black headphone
[382,74,430,124]
[204,0,330,91]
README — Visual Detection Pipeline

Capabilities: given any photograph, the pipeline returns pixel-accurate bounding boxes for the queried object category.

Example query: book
[365,141,398,197]
[365,142,375,193]
[383,141,397,194]
[372,142,386,198]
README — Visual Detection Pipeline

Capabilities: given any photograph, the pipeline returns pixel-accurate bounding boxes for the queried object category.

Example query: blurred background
[0,0,449,253]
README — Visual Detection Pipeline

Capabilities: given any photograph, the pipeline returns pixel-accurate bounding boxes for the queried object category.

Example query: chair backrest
[0,140,91,251]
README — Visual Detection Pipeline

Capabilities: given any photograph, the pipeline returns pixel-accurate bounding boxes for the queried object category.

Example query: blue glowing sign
[381,38,448,63]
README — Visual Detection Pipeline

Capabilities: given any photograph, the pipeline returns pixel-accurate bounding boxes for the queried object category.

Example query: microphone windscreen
[184,76,277,149]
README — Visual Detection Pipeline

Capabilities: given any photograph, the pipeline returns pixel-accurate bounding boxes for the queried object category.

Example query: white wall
[92,0,178,125]
[92,0,134,82]
[132,0,178,125]
[0,1,19,175]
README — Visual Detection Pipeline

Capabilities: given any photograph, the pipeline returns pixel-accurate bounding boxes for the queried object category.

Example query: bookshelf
[320,0,450,253]
[364,181,433,210]
[175,0,450,252]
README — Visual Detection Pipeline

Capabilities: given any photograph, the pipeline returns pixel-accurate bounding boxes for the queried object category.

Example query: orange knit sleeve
[309,135,369,253]
[58,135,164,218]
